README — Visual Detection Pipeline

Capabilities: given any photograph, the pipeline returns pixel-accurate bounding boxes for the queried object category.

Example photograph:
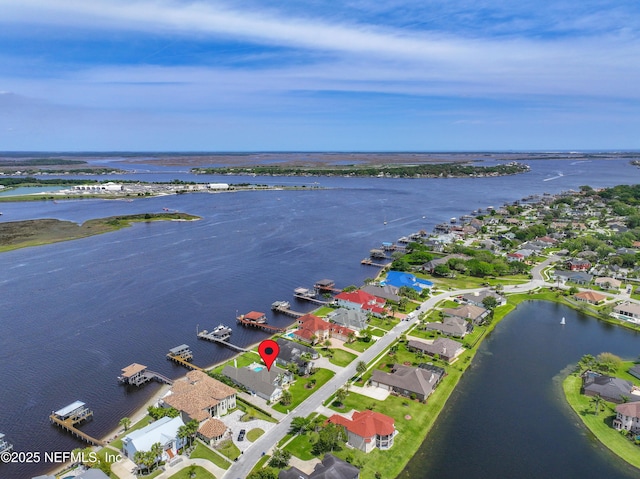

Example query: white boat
[212,324,232,337]
[561,317,566,325]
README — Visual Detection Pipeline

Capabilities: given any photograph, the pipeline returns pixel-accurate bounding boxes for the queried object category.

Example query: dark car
[237,429,246,441]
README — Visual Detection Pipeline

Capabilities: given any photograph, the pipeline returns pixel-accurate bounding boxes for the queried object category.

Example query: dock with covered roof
[49,401,105,447]
[118,363,174,386]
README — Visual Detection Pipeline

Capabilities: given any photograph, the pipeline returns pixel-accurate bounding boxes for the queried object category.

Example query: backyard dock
[271,301,305,318]
[118,363,173,386]
[197,330,248,352]
[236,315,285,333]
[314,279,341,293]
[49,401,105,447]
[361,258,389,268]
[166,344,204,371]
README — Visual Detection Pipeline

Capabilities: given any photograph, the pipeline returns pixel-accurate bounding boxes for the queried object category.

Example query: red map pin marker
[258,339,280,371]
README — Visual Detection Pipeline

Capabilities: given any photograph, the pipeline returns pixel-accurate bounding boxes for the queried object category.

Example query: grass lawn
[272,368,335,413]
[284,431,319,460]
[328,349,357,367]
[250,454,271,473]
[427,273,529,290]
[190,441,230,470]
[345,338,375,353]
[368,317,398,331]
[247,428,265,442]
[370,328,385,337]
[166,466,216,479]
[237,399,277,423]
[563,374,640,469]
[312,306,335,317]
[407,327,439,341]
[209,351,261,374]
[216,439,241,461]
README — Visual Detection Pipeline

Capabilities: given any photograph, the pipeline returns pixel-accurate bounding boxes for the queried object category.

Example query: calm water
[0,158,639,478]
[401,301,640,479]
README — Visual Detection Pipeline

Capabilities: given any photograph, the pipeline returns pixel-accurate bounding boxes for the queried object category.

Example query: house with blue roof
[381,270,433,292]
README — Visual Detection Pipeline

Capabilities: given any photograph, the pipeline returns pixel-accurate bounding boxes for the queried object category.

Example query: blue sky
[1,0,639,151]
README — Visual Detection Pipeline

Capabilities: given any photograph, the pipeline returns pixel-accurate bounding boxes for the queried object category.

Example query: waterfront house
[197,418,229,446]
[407,338,464,363]
[581,371,640,404]
[221,364,292,403]
[566,259,591,271]
[612,302,640,324]
[613,402,640,434]
[294,313,331,344]
[629,364,640,381]
[330,324,356,342]
[442,304,490,325]
[118,363,148,386]
[335,290,389,317]
[594,277,622,290]
[370,364,442,401]
[161,370,236,421]
[328,410,396,453]
[574,291,606,305]
[122,415,185,461]
[552,270,593,285]
[361,284,401,303]
[279,454,360,479]
[276,338,318,375]
[425,316,471,338]
[327,308,368,331]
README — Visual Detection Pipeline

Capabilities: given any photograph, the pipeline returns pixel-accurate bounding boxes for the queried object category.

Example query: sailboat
[561,317,566,325]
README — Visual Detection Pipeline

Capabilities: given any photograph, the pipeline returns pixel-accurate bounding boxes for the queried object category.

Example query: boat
[561,317,566,325]
[0,432,13,453]
[212,324,233,338]
[272,300,291,310]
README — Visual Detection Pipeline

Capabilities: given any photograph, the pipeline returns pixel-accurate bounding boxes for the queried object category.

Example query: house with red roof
[294,314,331,344]
[335,290,389,318]
[328,410,396,453]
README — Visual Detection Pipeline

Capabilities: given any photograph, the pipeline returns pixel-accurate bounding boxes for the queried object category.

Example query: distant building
[594,277,622,290]
[566,259,591,271]
[461,290,506,307]
[335,290,388,317]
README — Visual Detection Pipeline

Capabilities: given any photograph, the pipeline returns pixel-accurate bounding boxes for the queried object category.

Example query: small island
[0,213,200,253]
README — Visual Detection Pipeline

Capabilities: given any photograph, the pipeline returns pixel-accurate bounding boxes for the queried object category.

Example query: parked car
[237,429,246,441]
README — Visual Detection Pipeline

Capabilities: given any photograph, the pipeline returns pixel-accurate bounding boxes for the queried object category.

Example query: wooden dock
[271,303,305,318]
[294,293,329,305]
[119,363,174,386]
[166,353,204,371]
[197,331,248,352]
[236,315,285,333]
[361,258,389,268]
[49,401,105,447]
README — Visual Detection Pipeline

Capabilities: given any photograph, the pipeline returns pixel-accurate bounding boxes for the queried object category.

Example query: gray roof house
[582,371,640,404]
[425,316,471,338]
[629,364,640,381]
[276,338,318,375]
[222,364,292,403]
[442,304,490,325]
[279,453,360,479]
[552,270,593,285]
[461,290,506,307]
[408,338,465,362]
[327,308,369,331]
[370,364,442,401]
[361,284,401,303]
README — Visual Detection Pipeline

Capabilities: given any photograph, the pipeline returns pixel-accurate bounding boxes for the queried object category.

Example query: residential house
[574,291,606,305]
[334,290,389,317]
[507,253,524,262]
[594,277,621,290]
[613,402,640,434]
[424,316,471,338]
[197,418,228,447]
[612,302,640,324]
[461,290,506,307]
[370,364,443,401]
[361,284,401,303]
[328,410,396,453]
[629,364,640,381]
[279,454,360,479]
[329,324,356,342]
[421,254,469,273]
[442,304,490,325]
[566,259,591,271]
[221,364,292,403]
[327,308,368,331]
[408,338,464,362]
[161,370,236,422]
[552,270,593,285]
[582,371,640,404]
[122,416,186,461]
[294,314,331,344]
[276,338,318,375]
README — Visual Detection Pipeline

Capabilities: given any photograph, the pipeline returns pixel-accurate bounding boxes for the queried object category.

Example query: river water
[0,158,639,478]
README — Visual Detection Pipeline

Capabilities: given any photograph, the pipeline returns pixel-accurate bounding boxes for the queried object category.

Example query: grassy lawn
[563,374,640,469]
[370,328,385,337]
[247,428,265,442]
[166,466,216,479]
[407,327,439,341]
[284,431,319,460]
[345,338,375,353]
[216,439,241,461]
[272,368,335,413]
[368,316,398,331]
[237,398,277,423]
[427,273,529,290]
[328,348,357,367]
[313,306,335,317]
[250,454,271,473]
[209,351,261,374]
[190,441,230,470]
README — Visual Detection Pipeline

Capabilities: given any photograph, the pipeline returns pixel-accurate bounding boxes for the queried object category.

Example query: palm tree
[119,416,131,432]
[150,442,163,467]
[335,387,348,406]
[186,420,199,447]
[356,361,367,376]
[347,331,356,344]
[323,338,332,351]
[591,393,602,415]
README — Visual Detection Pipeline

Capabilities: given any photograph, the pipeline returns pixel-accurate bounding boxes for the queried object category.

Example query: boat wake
[543,172,564,182]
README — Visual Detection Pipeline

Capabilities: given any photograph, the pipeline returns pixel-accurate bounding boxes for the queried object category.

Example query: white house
[613,402,640,433]
[122,416,186,461]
